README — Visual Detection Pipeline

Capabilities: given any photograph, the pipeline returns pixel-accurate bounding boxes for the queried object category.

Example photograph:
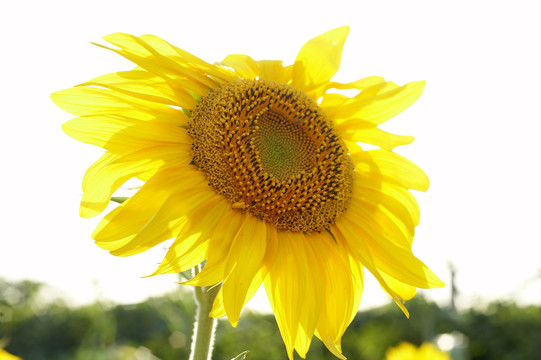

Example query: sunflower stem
[189,264,220,360]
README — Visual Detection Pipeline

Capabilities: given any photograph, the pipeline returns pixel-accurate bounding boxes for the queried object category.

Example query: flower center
[253,108,317,181]
[189,79,353,232]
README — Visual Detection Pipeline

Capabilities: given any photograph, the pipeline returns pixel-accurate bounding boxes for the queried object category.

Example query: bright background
[1,0,540,312]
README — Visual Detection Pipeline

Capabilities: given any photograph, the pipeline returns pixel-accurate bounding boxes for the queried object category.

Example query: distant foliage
[1,278,540,360]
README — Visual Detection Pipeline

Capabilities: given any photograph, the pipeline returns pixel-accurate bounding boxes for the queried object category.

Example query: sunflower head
[189,78,354,232]
[52,27,443,360]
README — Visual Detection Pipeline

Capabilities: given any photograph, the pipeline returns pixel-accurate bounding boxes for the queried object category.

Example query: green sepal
[111,196,129,204]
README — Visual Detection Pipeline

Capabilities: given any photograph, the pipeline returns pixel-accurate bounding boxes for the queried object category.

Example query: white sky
[1,0,540,312]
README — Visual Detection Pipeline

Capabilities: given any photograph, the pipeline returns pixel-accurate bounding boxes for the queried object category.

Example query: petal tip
[327,26,350,40]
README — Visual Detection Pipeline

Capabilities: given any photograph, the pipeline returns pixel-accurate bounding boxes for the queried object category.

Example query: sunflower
[385,342,451,360]
[52,27,443,359]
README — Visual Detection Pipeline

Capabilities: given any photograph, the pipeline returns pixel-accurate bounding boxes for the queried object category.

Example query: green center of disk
[254,109,316,181]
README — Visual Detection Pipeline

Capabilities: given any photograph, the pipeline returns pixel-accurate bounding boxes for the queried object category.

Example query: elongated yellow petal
[227,226,280,310]
[257,60,293,84]
[318,338,346,360]
[369,181,420,227]
[210,287,226,318]
[366,236,444,290]
[337,125,415,150]
[80,70,196,109]
[330,81,425,126]
[264,231,325,359]
[381,273,417,301]
[92,166,206,250]
[313,232,363,360]
[174,196,231,244]
[334,219,410,317]
[350,197,413,250]
[351,149,430,192]
[223,265,269,324]
[139,34,237,84]
[353,181,420,243]
[220,56,293,84]
[63,114,190,155]
[150,232,209,276]
[322,81,400,118]
[183,208,245,287]
[264,232,303,359]
[98,33,217,97]
[221,54,259,79]
[79,146,187,218]
[292,233,324,358]
[347,257,364,323]
[52,86,186,122]
[323,76,386,93]
[79,151,120,218]
[340,205,444,289]
[143,189,228,274]
[292,27,349,96]
[222,216,267,326]
[110,190,224,257]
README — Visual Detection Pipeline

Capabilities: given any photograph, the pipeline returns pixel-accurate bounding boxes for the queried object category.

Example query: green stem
[189,264,221,360]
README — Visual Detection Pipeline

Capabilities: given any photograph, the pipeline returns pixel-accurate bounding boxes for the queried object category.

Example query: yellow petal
[219,56,293,84]
[110,189,224,257]
[80,70,197,109]
[98,33,216,97]
[340,205,444,290]
[293,234,323,358]
[257,60,293,84]
[52,86,185,122]
[80,146,187,218]
[313,232,362,360]
[92,165,207,252]
[150,233,208,276]
[351,149,430,192]
[139,34,237,84]
[264,231,325,359]
[79,151,119,218]
[333,220,410,317]
[323,76,386,93]
[292,27,349,95]
[320,81,400,123]
[264,232,303,359]
[366,235,444,290]
[210,287,226,318]
[350,193,414,250]
[319,93,350,112]
[183,208,245,287]
[337,125,415,150]
[62,114,190,155]
[331,81,425,126]
[354,180,420,236]
[317,337,346,360]
[221,54,259,79]
[222,216,267,326]
[381,273,417,301]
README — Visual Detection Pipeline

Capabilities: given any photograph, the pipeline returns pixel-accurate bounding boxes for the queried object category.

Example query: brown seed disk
[188,79,354,232]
